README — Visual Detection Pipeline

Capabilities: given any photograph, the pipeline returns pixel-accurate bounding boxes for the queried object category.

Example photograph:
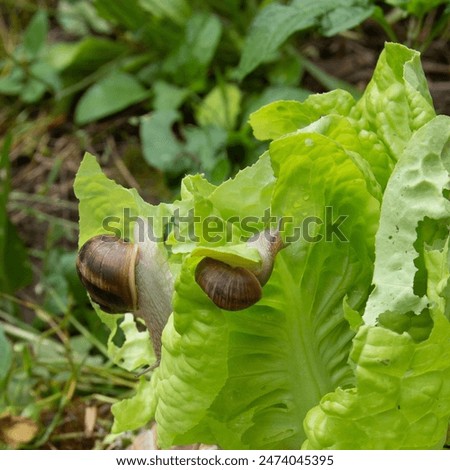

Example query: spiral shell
[76,235,139,313]
[195,258,262,311]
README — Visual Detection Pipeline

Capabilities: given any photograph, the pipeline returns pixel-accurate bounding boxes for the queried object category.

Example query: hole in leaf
[111,318,126,348]
[377,309,433,342]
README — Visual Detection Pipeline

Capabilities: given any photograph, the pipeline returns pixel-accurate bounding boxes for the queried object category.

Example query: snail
[76,222,173,363]
[195,228,285,311]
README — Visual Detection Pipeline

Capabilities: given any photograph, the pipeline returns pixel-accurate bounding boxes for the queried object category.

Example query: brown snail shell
[195,258,262,311]
[195,228,285,311]
[76,235,139,313]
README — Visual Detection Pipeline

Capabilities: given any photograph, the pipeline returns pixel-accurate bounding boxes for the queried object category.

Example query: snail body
[76,223,173,362]
[195,228,285,311]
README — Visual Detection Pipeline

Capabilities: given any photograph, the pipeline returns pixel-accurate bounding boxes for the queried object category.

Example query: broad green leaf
[196,84,242,131]
[183,125,228,175]
[237,0,374,80]
[148,124,379,449]
[140,110,187,173]
[75,71,149,125]
[163,12,222,85]
[291,0,374,36]
[236,4,317,80]
[153,81,190,111]
[47,37,128,73]
[23,10,48,59]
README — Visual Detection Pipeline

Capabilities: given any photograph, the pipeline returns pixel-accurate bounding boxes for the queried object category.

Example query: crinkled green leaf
[74,152,169,245]
[112,376,156,432]
[303,309,450,449]
[152,123,380,449]
[166,152,275,252]
[351,43,435,160]
[364,116,450,324]
[149,259,229,448]
[303,116,450,450]
[99,311,155,371]
[249,89,355,141]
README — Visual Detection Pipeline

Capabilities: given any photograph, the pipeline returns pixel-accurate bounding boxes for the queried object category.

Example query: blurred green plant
[0,136,32,295]
[0,11,60,103]
[2,0,447,183]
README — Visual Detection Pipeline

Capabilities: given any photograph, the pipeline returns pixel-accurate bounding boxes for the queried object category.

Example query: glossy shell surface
[76,235,139,313]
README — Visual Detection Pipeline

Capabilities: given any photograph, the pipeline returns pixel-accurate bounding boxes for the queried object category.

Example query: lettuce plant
[74,43,450,449]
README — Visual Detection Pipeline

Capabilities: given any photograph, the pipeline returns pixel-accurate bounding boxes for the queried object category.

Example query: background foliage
[0,0,449,449]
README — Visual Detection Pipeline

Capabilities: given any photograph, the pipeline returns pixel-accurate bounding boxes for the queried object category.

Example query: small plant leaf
[138,0,191,25]
[383,0,449,17]
[140,110,186,173]
[196,84,242,130]
[75,71,149,125]
[23,10,49,60]
[163,12,222,85]
[236,3,317,80]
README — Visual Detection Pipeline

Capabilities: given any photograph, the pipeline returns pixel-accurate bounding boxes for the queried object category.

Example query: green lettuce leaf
[303,116,450,449]
[365,116,450,324]
[74,43,450,450]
